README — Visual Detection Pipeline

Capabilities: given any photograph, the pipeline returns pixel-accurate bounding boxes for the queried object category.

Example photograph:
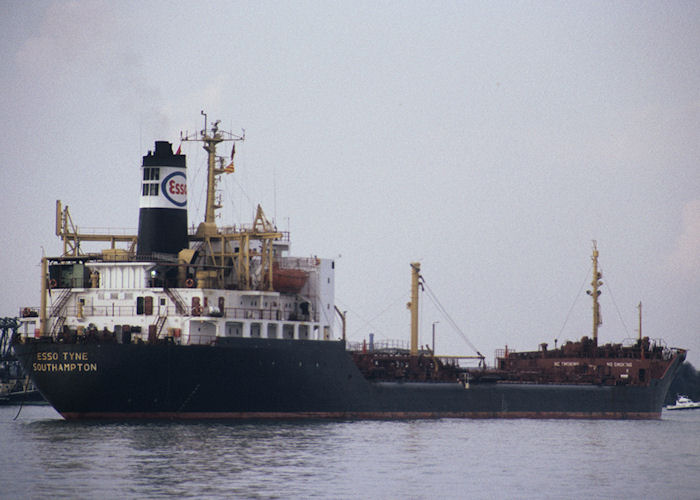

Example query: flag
[223,142,236,173]
[176,143,182,155]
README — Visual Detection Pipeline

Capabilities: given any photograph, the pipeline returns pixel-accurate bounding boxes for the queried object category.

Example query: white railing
[49,305,319,322]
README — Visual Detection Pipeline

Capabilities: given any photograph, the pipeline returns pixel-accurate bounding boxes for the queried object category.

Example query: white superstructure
[19,114,339,346]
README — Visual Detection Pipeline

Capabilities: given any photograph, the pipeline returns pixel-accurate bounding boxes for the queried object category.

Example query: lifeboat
[272,262,309,293]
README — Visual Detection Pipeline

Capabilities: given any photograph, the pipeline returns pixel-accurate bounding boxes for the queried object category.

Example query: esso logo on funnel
[162,172,187,207]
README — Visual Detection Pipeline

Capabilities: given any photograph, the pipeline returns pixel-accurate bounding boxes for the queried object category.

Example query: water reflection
[18,419,347,498]
[2,407,699,499]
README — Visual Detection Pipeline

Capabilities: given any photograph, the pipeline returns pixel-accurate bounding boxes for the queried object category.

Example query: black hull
[13,339,682,420]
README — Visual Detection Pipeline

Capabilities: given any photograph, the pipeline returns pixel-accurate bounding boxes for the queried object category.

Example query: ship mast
[180,112,282,291]
[409,262,421,355]
[637,301,642,341]
[587,241,603,344]
[181,111,244,237]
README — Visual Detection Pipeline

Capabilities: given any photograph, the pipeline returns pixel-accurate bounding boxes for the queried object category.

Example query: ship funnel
[137,141,188,256]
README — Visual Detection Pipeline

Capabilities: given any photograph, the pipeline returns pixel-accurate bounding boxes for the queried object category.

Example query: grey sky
[1,1,699,365]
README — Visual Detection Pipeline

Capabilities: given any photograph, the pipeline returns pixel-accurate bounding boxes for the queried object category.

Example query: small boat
[0,378,45,405]
[665,395,700,410]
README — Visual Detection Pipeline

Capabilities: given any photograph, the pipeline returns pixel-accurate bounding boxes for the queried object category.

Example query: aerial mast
[181,111,244,237]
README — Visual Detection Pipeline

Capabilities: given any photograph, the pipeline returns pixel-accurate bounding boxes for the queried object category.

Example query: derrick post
[589,241,603,345]
[409,262,421,356]
[39,257,48,336]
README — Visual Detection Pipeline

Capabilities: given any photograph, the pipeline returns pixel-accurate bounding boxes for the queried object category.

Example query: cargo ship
[12,113,685,419]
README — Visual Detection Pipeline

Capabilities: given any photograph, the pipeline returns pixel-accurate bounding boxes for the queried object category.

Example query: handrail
[41,304,319,323]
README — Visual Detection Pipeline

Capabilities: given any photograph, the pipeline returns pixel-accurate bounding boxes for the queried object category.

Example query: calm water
[1,405,699,499]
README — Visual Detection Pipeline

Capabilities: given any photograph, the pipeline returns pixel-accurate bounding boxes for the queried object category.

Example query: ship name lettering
[32,362,98,373]
[62,352,88,361]
[36,352,58,361]
[606,362,633,368]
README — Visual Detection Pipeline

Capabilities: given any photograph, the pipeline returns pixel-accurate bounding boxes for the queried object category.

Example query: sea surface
[1,405,699,499]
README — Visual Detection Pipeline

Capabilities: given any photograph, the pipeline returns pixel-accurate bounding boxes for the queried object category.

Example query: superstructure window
[142,181,159,196]
[143,167,160,181]
[142,168,161,196]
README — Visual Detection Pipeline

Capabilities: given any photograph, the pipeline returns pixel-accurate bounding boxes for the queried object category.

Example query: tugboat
[12,113,686,420]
